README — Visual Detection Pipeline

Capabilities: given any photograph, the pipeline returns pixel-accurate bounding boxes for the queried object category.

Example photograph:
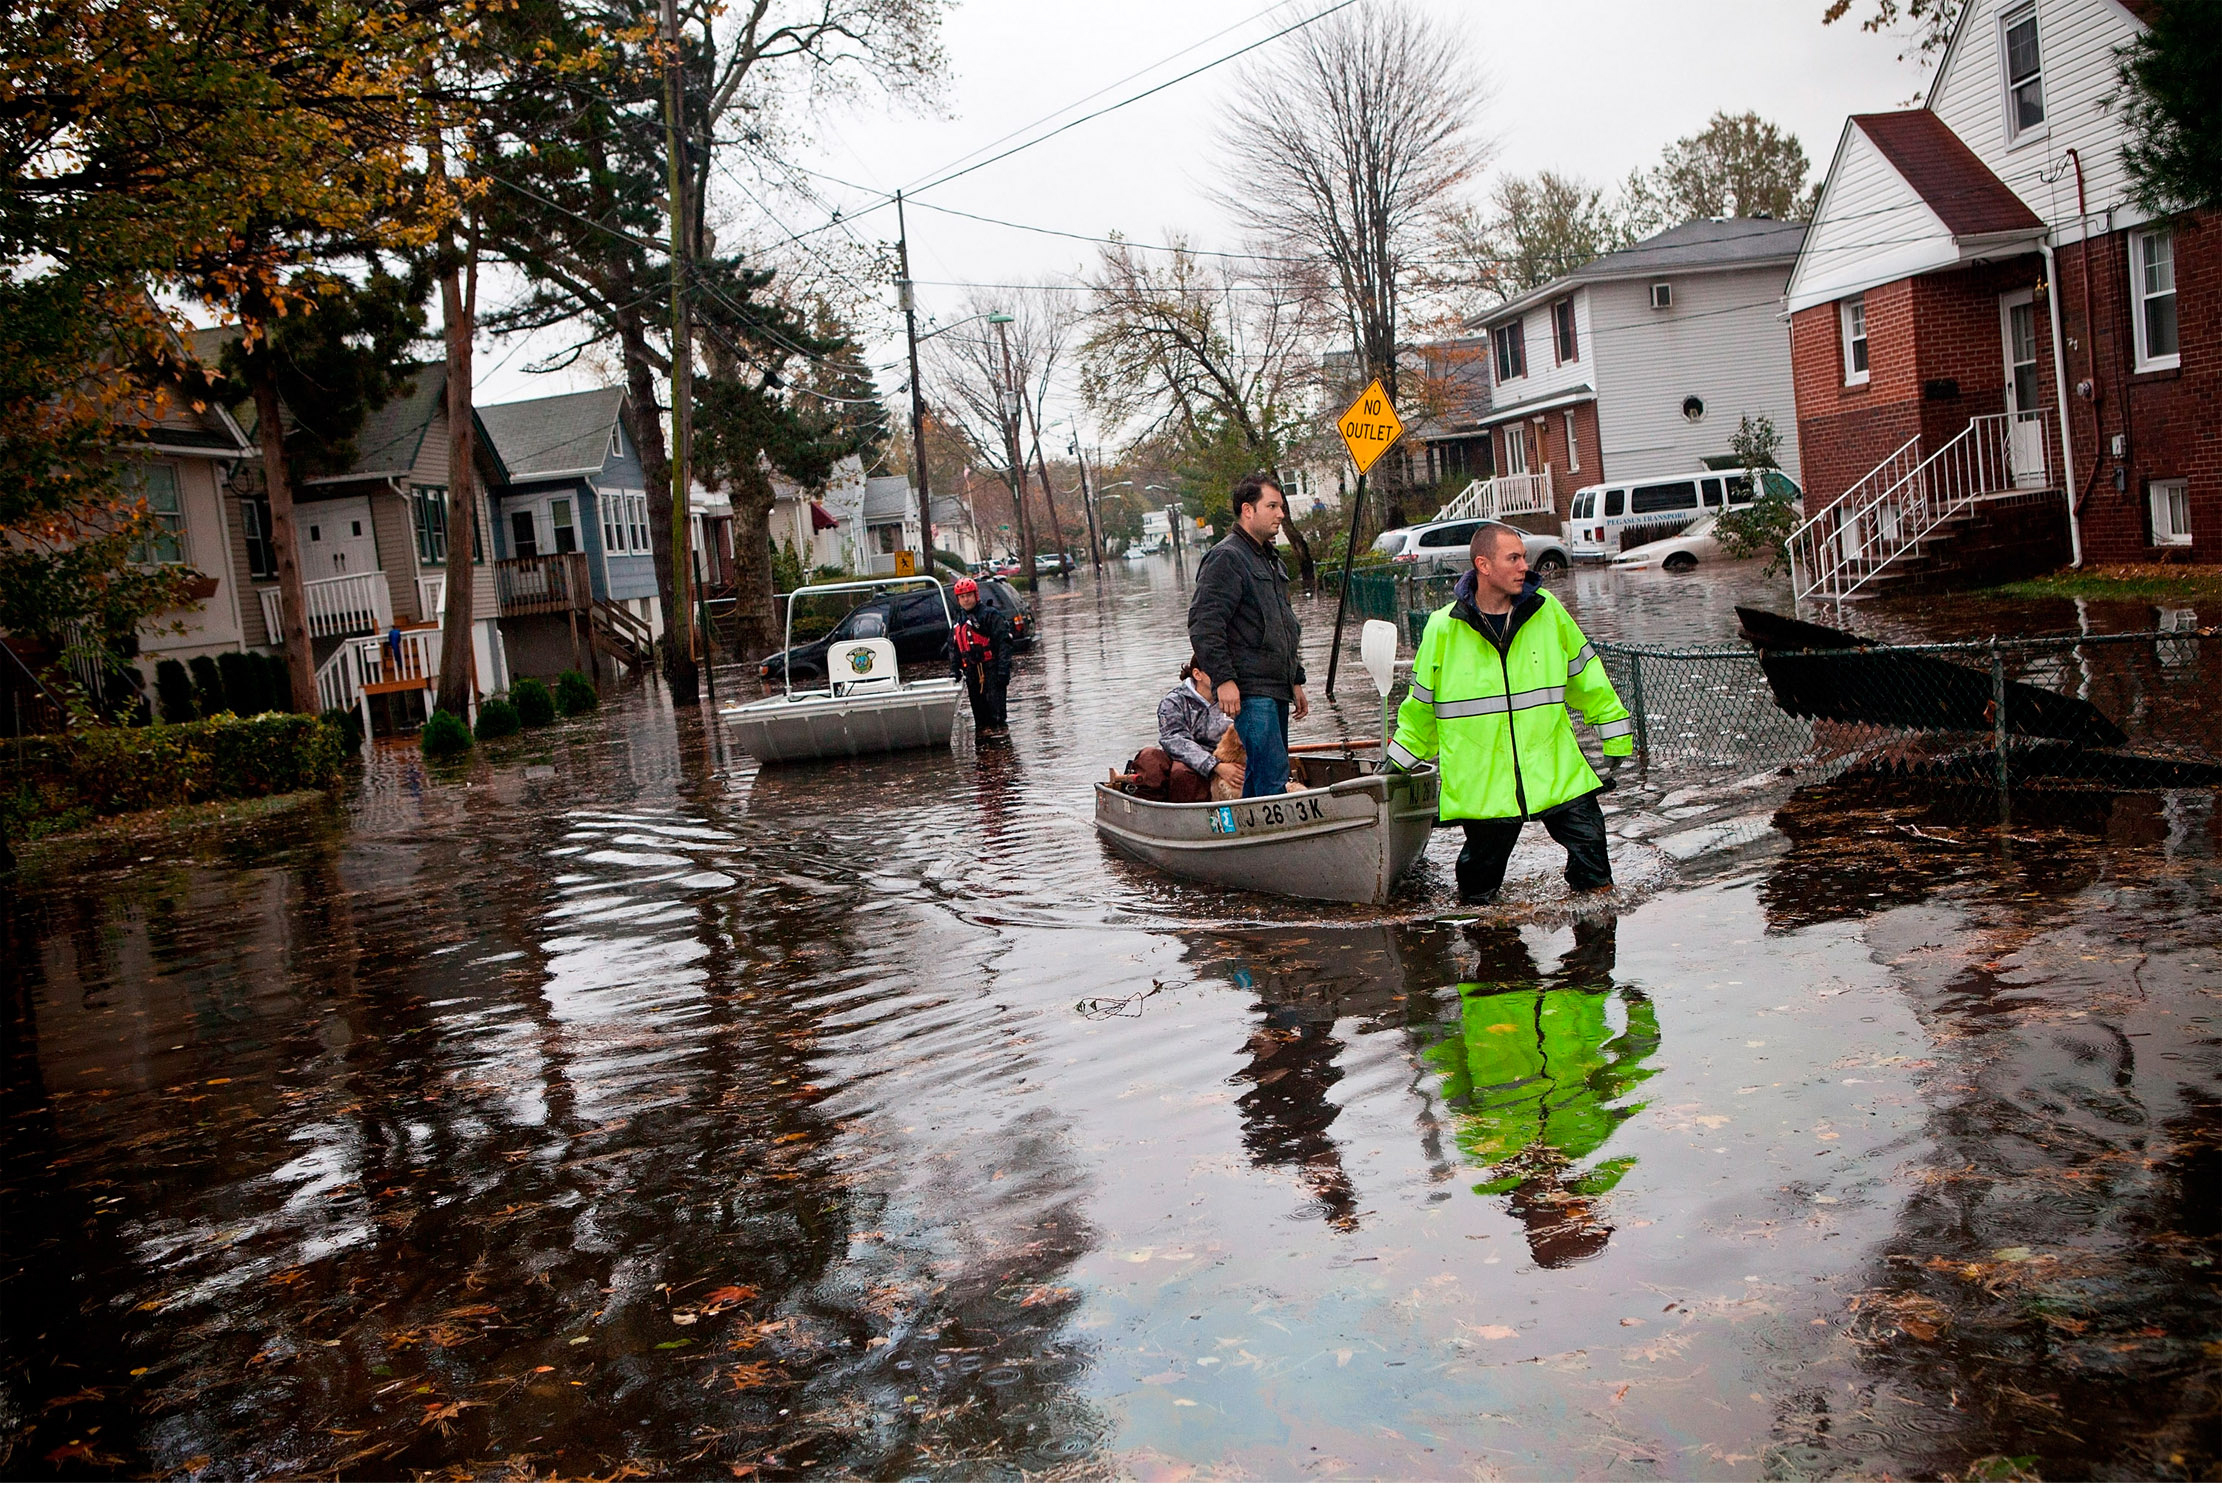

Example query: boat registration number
[1208,797,1327,835]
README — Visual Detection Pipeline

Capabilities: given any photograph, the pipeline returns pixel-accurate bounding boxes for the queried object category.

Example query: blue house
[478,387,658,679]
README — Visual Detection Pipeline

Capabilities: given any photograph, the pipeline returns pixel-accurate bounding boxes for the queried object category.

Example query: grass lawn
[1980,563,2222,605]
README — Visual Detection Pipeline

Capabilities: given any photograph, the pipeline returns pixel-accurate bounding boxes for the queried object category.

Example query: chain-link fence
[1594,627,2221,794]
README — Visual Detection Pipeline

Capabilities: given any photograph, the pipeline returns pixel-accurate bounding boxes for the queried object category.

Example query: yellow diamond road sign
[1337,378,1403,476]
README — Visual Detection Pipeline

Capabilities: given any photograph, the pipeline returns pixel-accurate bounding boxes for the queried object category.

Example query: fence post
[1628,652,1650,769]
[1990,640,2009,795]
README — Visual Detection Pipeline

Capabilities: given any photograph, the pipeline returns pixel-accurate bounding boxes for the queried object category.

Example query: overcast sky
[476,0,1931,415]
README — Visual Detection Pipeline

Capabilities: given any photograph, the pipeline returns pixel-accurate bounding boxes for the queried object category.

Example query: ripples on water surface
[4,560,2219,1480]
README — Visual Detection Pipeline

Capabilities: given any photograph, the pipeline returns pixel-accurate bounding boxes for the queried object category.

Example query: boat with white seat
[720,579,963,763]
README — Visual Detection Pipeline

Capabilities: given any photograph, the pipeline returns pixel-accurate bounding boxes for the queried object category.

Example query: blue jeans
[1234,695,1290,798]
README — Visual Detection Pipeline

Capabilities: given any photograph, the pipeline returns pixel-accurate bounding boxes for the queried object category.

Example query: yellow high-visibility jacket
[1387,587,1632,821]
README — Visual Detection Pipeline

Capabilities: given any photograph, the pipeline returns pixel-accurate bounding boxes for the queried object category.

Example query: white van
[1565,468,1801,561]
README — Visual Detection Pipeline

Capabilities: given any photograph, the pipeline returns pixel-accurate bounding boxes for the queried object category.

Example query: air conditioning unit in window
[1649,282,1673,309]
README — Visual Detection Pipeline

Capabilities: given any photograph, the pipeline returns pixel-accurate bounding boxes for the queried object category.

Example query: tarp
[1735,607,2127,748]
[809,501,838,532]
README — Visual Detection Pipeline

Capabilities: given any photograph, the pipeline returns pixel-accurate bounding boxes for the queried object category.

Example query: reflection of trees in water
[0,733,1109,1478]
[1762,778,2120,933]
[1770,793,2222,1480]
[1424,918,1659,1268]
[1204,927,1458,1236]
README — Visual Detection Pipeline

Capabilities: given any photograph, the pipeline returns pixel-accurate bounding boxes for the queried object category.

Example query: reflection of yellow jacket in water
[1426,987,1660,1195]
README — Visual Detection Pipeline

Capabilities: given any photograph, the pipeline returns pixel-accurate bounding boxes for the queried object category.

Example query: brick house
[1467,218,1809,524]
[1785,0,2213,597]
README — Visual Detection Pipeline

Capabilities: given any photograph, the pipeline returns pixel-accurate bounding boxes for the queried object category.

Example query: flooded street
[5,559,2218,1480]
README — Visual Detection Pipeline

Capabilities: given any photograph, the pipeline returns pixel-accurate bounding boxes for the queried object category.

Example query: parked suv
[1371,517,1571,576]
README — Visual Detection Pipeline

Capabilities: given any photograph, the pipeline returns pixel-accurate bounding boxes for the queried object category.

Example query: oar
[1288,739,1379,754]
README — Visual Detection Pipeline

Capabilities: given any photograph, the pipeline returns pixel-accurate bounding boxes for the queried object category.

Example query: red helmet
[953,577,979,596]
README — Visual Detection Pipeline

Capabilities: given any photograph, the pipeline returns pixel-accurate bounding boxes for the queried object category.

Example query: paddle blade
[1360,619,1399,697]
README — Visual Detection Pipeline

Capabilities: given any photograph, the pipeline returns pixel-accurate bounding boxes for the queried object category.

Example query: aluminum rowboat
[1093,760,1439,904]
[720,679,961,763]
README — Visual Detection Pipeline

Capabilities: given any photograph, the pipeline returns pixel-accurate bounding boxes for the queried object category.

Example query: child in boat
[1121,659,1246,802]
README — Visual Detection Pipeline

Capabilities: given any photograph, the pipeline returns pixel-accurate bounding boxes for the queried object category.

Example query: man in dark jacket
[945,576,1014,735]
[1187,473,1310,796]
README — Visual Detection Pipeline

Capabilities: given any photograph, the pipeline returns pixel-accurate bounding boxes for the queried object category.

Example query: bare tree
[1081,237,1333,583]
[923,290,1073,588]
[1219,0,1493,527]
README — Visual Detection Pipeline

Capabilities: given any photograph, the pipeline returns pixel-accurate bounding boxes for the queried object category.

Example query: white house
[1467,218,1810,518]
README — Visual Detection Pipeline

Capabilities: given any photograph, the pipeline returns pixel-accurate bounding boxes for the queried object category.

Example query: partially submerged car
[1609,514,1726,573]
[757,579,1032,681]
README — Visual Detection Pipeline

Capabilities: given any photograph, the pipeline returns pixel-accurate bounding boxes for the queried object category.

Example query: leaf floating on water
[654,1338,695,1350]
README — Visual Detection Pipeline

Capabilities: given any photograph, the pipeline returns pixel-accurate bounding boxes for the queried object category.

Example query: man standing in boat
[1387,522,1633,905]
[946,576,1014,737]
[1187,474,1310,797]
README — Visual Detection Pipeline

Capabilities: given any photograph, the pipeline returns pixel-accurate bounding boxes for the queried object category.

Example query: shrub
[187,654,225,716]
[263,650,294,712]
[0,713,346,838]
[555,670,598,716]
[155,659,196,723]
[320,707,364,755]
[217,650,269,715]
[421,708,473,756]
[474,696,521,740]
[511,676,556,728]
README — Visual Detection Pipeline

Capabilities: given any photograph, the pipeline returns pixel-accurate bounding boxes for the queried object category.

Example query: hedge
[0,713,347,840]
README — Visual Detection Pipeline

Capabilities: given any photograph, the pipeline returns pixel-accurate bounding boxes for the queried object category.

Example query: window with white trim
[1552,298,1577,363]
[629,493,648,553]
[2001,4,2044,140]
[2149,479,2191,547]
[1501,424,1528,475]
[126,463,185,565]
[2131,228,2179,370]
[412,484,448,565]
[1564,411,1580,472]
[1840,295,1870,385]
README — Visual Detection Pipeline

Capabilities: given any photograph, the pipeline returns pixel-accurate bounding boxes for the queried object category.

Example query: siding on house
[223,484,272,649]
[1485,288,1593,407]
[1590,269,1804,485]
[1926,0,2151,246]
[131,452,247,660]
[1788,126,1962,310]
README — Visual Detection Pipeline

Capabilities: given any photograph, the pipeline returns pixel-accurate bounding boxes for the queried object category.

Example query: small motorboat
[1093,620,1440,905]
[1093,751,1440,904]
[721,578,963,763]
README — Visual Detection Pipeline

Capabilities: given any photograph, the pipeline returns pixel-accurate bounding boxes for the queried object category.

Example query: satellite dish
[1360,619,1399,698]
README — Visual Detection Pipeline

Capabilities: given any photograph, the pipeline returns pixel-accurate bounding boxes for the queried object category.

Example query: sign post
[1324,378,1404,698]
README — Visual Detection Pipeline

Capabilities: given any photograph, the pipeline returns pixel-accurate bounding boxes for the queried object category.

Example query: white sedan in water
[1610,514,1726,573]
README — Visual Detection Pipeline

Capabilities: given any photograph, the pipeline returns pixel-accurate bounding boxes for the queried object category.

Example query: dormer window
[2002,4,2044,139]
[609,424,623,457]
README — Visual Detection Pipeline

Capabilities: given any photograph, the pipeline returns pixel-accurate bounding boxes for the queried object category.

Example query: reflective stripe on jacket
[1387,588,1633,821]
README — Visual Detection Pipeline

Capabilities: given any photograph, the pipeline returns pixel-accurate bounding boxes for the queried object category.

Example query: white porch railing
[418,574,445,621]
[313,624,445,729]
[259,571,392,641]
[1434,469,1554,522]
[1788,411,2059,602]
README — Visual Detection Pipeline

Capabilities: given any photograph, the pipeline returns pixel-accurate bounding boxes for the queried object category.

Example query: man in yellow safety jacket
[1387,522,1634,904]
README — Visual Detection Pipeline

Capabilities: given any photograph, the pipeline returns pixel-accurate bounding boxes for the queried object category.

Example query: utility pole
[659,0,698,704]
[1070,438,1103,572]
[895,192,934,580]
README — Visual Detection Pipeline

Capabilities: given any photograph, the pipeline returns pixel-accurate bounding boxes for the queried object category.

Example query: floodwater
[5,557,2218,1481]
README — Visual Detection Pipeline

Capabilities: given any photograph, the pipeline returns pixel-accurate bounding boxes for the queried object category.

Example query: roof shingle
[1853,111,2044,238]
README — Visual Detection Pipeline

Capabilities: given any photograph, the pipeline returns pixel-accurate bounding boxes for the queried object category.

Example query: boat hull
[1092,763,1440,905]
[721,681,962,763]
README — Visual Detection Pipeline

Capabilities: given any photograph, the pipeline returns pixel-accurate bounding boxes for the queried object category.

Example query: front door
[302,497,376,578]
[2001,291,2046,487]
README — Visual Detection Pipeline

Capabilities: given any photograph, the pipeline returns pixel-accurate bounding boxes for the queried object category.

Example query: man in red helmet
[945,576,1015,737]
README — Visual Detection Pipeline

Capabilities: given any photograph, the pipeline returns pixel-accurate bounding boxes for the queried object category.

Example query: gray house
[478,387,657,679]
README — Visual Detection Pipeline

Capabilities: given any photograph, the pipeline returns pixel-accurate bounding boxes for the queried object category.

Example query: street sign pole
[1323,377,1404,700]
[1324,471,1366,698]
